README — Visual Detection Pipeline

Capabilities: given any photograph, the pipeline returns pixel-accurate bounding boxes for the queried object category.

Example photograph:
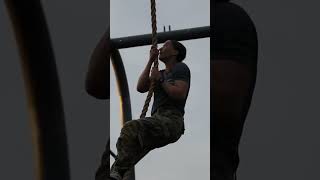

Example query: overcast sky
[110,1,210,180]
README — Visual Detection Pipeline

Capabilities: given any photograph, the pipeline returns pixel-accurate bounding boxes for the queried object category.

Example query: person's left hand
[150,67,161,81]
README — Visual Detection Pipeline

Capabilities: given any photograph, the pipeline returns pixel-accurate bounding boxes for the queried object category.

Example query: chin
[159,59,165,63]
[159,56,164,62]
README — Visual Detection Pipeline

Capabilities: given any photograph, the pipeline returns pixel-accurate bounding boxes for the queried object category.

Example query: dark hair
[171,40,186,62]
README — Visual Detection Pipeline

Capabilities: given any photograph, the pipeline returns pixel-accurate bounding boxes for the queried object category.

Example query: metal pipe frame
[4,0,70,180]
[111,26,210,49]
[110,48,133,126]
[110,47,135,180]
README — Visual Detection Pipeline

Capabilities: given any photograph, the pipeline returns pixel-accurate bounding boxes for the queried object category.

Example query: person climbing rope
[109,40,190,180]
[213,0,258,180]
[87,1,192,179]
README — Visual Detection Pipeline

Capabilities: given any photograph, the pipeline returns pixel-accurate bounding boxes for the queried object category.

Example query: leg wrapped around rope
[110,106,185,179]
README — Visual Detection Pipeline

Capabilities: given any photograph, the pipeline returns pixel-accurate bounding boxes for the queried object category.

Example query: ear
[172,49,179,56]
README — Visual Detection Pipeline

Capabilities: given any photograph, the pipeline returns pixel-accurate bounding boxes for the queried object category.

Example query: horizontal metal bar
[111,26,210,49]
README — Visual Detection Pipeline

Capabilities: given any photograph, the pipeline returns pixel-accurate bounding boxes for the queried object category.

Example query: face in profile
[159,40,178,63]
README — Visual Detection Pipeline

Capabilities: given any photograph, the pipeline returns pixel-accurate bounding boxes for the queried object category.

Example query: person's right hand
[149,46,159,62]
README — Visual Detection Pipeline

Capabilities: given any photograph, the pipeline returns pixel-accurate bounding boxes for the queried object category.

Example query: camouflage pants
[111,106,185,177]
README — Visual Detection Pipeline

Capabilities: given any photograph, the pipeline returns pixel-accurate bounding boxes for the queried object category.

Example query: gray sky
[110,0,210,180]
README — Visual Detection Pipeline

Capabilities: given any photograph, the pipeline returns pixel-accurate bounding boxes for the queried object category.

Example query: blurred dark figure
[213,0,258,179]
[85,29,109,180]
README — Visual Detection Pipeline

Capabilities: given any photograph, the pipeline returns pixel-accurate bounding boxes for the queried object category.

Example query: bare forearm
[137,47,159,93]
[137,60,153,93]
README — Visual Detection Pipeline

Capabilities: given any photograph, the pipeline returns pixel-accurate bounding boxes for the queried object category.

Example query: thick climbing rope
[109,0,158,162]
[140,0,158,118]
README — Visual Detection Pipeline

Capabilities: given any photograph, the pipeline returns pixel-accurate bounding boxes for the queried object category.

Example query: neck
[164,57,178,72]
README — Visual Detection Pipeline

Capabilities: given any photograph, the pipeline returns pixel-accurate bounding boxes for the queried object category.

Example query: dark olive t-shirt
[151,62,191,115]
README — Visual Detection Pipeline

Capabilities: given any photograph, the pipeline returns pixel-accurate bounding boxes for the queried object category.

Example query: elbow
[169,94,186,101]
[85,79,109,100]
[168,90,186,101]
[85,85,109,100]
[137,87,144,93]
[137,85,148,93]
[136,81,150,93]
[85,67,109,99]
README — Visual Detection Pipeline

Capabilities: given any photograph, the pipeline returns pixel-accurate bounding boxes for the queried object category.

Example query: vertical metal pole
[4,1,70,180]
[110,47,135,180]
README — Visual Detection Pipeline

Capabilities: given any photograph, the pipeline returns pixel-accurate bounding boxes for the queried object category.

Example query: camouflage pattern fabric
[111,104,185,177]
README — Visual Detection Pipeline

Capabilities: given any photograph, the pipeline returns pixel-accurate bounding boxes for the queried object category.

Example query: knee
[123,120,140,129]
[120,120,141,137]
[117,121,143,149]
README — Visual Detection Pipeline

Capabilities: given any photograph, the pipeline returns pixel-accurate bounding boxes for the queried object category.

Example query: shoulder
[171,63,191,81]
[173,62,190,73]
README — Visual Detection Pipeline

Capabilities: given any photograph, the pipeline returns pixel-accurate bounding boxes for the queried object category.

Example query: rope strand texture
[140,0,158,118]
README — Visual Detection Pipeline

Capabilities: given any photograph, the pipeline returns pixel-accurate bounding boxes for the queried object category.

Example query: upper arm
[137,83,150,93]
[172,80,189,98]
[171,63,190,98]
